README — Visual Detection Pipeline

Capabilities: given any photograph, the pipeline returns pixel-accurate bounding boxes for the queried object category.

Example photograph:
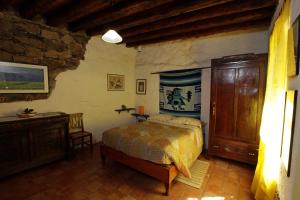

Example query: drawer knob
[248,152,255,156]
[212,145,219,149]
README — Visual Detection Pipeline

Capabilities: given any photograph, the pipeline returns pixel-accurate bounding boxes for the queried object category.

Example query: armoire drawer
[209,139,258,165]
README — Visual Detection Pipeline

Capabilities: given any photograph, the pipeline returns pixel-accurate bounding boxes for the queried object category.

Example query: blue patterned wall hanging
[159,68,201,119]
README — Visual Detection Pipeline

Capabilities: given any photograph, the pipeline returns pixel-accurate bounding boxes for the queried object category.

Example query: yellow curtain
[251,0,294,200]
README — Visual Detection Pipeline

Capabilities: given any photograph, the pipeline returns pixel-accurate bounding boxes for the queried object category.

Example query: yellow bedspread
[102,120,203,178]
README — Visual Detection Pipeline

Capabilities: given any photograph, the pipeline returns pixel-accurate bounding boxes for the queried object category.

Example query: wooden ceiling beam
[123,8,273,44]
[118,0,276,38]
[126,19,270,47]
[70,0,177,32]
[47,0,126,26]
[20,0,73,19]
[86,0,236,36]
[0,0,24,9]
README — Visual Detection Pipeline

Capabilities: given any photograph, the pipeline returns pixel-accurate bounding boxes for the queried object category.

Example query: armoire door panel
[214,68,236,138]
[235,66,260,142]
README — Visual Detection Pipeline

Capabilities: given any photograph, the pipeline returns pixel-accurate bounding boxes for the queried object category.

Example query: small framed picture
[107,74,124,91]
[136,79,146,95]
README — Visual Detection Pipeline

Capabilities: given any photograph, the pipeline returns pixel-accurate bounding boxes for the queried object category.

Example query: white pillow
[171,117,203,127]
[148,114,174,122]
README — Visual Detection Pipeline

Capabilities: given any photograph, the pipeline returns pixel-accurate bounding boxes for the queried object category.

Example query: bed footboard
[100,143,178,196]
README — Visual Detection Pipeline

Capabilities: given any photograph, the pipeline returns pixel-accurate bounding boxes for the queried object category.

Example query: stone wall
[0,11,90,102]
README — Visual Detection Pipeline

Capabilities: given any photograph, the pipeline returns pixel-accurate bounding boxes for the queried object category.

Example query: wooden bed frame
[100,143,178,196]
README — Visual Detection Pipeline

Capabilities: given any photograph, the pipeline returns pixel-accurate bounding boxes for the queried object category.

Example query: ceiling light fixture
[101,30,122,44]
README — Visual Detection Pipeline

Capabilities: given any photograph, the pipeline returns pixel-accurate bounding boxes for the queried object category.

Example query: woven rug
[175,160,210,189]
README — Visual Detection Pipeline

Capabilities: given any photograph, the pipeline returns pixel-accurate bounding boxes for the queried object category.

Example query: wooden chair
[68,113,93,155]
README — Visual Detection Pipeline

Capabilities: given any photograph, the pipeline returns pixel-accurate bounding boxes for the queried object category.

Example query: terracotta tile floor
[0,144,255,200]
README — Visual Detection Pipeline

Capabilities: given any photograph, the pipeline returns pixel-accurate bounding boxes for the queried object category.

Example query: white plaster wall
[278,76,300,200]
[291,0,300,25]
[291,1,300,199]
[135,30,269,148]
[276,1,300,199]
[0,37,136,142]
[277,1,300,199]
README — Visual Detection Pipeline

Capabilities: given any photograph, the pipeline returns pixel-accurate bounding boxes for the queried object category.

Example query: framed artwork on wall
[292,16,300,76]
[0,61,49,93]
[107,74,125,91]
[136,79,146,95]
[281,90,298,176]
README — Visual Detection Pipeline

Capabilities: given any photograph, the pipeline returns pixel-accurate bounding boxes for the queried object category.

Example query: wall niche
[0,11,90,103]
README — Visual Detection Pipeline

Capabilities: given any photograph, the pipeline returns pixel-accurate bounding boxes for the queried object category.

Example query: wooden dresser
[208,54,267,165]
[0,112,69,178]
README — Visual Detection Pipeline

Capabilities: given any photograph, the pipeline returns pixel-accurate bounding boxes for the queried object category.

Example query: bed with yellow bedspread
[102,120,203,178]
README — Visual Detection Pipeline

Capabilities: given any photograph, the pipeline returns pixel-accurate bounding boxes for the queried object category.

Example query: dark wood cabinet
[0,113,69,178]
[208,54,267,164]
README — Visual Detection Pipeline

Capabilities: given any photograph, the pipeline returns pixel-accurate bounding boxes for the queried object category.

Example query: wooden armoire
[208,54,267,165]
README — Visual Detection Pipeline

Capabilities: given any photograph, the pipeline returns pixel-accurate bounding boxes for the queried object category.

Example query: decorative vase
[139,106,144,115]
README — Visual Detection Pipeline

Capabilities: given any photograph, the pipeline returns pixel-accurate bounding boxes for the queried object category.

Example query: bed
[100,116,203,195]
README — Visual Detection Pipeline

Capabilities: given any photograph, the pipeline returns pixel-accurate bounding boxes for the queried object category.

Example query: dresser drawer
[209,139,258,164]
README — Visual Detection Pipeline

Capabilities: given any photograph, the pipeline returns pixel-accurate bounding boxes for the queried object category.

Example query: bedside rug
[175,160,210,189]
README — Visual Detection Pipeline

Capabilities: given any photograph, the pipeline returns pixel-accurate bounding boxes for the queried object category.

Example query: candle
[139,106,144,115]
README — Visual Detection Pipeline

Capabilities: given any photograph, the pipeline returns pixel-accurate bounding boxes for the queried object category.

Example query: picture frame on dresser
[0,61,49,93]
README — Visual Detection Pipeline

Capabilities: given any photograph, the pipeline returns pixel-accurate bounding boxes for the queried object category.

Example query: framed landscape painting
[0,62,49,93]
[107,74,125,91]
